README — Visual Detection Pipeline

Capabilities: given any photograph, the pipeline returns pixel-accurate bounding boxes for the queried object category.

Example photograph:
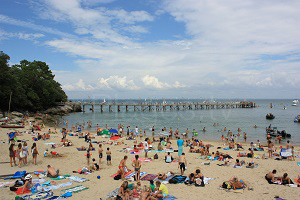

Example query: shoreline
[1,117,300,200]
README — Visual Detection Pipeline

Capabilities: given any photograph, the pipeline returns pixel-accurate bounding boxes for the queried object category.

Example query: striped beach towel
[61,185,88,193]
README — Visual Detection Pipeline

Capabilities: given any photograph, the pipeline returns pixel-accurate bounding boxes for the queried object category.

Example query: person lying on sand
[265,170,278,184]
[47,165,59,178]
[229,176,246,190]
[234,159,245,167]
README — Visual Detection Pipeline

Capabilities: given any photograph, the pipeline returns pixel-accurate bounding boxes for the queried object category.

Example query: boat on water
[266,113,275,120]
[294,115,300,123]
[292,99,299,106]
[266,127,291,138]
[0,124,24,128]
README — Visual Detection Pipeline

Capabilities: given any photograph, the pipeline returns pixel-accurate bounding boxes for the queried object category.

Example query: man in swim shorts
[179,153,187,175]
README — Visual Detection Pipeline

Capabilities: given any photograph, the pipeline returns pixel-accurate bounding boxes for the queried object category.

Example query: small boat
[292,103,297,106]
[0,124,24,128]
[266,127,291,138]
[266,113,275,120]
[292,99,299,104]
[294,115,300,123]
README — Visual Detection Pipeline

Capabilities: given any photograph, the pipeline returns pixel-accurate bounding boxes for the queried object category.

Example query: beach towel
[66,176,88,183]
[110,136,121,140]
[61,185,88,193]
[160,195,178,200]
[21,191,54,200]
[223,148,230,150]
[169,176,187,184]
[0,181,14,188]
[76,148,95,151]
[280,148,292,157]
[111,171,133,178]
[15,187,31,195]
[4,171,27,180]
[107,188,119,199]
[141,174,158,181]
[297,162,300,166]
[132,158,152,162]
[32,179,46,184]
[51,175,70,180]
[155,175,175,184]
[43,182,72,191]
[294,178,300,185]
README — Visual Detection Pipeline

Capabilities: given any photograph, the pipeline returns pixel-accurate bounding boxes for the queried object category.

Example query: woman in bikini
[268,140,273,158]
[132,155,142,181]
[119,156,128,180]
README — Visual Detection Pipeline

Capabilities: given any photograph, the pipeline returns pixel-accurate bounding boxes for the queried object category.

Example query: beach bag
[222,181,231,189]
[114,174,121,180]
[20,151,25,158]
[154,154,158,159]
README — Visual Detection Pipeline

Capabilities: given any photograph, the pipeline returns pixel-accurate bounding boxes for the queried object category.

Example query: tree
[0,51,67,113]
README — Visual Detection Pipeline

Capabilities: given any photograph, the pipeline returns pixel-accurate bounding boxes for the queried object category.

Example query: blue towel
[223,148,230,150]
[4,170,26,180]
[297,162,300,166]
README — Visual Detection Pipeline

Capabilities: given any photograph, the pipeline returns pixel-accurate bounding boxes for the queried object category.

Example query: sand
[1,118,300,200]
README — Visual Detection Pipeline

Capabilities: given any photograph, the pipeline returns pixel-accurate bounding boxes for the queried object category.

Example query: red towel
[15,188,31,195]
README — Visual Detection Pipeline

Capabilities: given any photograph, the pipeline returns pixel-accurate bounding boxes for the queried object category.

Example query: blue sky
[1,0,300,99]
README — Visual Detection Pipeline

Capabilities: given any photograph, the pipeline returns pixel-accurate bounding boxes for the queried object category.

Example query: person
[267,140,273,158]
[86,149,91,166]
[8,131,15,144]
[22,142,28,165]
[169,128,173,138]
[149,180,155,192]
[281,173,293,185]
[177,137,184,157]
[98,144,103,164]
[229,176,245,190]
[92,158,100,171]
[47,165,59,178]
[9,144,16,167]
[144,138,149,158]
[22,174,32,193]
[117,181,129,200]
[119,156,128,180]
[152,126,155,137]
[106,147,112,165]
[31,143,39,165]
[265,170,277,184]
[286,140,291,150]
[132,155,142,181]
[179,153,187,175]
[243,132,247,143]
[16,143,23,167]
[165,152,173,163]
[194,169,204,187]
[153,181,168,199]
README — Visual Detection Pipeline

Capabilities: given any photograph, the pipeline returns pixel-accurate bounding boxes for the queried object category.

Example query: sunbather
[281,173,293,185]
[47,165,59,178]
[265,170,277,184]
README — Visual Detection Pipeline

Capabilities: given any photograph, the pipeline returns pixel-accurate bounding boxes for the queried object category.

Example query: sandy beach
[1,119,300,200]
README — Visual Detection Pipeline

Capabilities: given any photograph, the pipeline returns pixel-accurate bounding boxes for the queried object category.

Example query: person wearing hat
[22,174,32,193]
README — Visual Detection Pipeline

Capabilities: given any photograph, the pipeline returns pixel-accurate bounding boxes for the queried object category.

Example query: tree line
[0,51,67,113]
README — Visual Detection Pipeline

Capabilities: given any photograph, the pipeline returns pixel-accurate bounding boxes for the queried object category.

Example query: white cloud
[98,76,139,90]
[142,75,185,89]
[0,29,44,40]
[63,79,94,91]
[123,26,149,33]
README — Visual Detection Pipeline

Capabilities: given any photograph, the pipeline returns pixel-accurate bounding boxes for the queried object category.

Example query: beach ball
[97,176,101,179]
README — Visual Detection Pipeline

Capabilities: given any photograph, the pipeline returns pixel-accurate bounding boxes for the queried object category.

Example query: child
[92,158,100,171]
[149,180,155,192]
[106,147,111,165]
[86,149,91,166]
[44,149,48,157]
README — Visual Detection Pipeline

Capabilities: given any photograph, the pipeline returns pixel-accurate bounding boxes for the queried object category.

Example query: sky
[1,0,300,100]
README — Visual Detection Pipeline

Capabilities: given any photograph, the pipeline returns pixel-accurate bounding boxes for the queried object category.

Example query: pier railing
[78,101,256,112]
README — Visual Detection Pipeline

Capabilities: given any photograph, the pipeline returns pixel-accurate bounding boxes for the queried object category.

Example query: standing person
[152,126,155,137]
[143,130,146,137]
[31,143,39,165]
[268,140,274,158]
[175,128,179,139]
[144,138,149,158]
[243,132,247,143]
[127,126,130,136]
[169,128,173,138]
[16,143,23,167]
[135,126,139,137]
[86,149,91,166]
[119,156,128,180]
[286,140,291,150]
[132,155,142,181]
[178,153,187,175]
[106,147,112,165]
[22,142,28,165]
[9,144,16,167]
[98,144,103,164]
[177,137,184,157]
[185,128,189,138]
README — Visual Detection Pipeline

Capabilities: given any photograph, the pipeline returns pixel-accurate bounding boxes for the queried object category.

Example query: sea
[59,99,300,144]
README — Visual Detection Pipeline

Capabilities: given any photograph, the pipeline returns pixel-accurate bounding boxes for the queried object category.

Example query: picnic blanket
[66,176,88,183]
[141,174,158,181]
[61,185,88,193]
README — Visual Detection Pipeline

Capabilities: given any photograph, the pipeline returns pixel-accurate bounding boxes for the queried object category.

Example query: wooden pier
[80,101,256,112]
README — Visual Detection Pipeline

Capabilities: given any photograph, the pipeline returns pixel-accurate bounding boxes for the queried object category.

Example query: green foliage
[0,51,67,112]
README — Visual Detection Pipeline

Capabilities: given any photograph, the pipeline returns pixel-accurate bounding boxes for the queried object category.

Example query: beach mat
[21,191,54,199]
[61,185,88,193]
[141,174,157,181]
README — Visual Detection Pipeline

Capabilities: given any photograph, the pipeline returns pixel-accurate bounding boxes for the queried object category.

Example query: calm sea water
[59,99,300,144]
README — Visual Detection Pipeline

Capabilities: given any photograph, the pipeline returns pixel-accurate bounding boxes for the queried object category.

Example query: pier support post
[126,105,128,112]
[83,105,85,112]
